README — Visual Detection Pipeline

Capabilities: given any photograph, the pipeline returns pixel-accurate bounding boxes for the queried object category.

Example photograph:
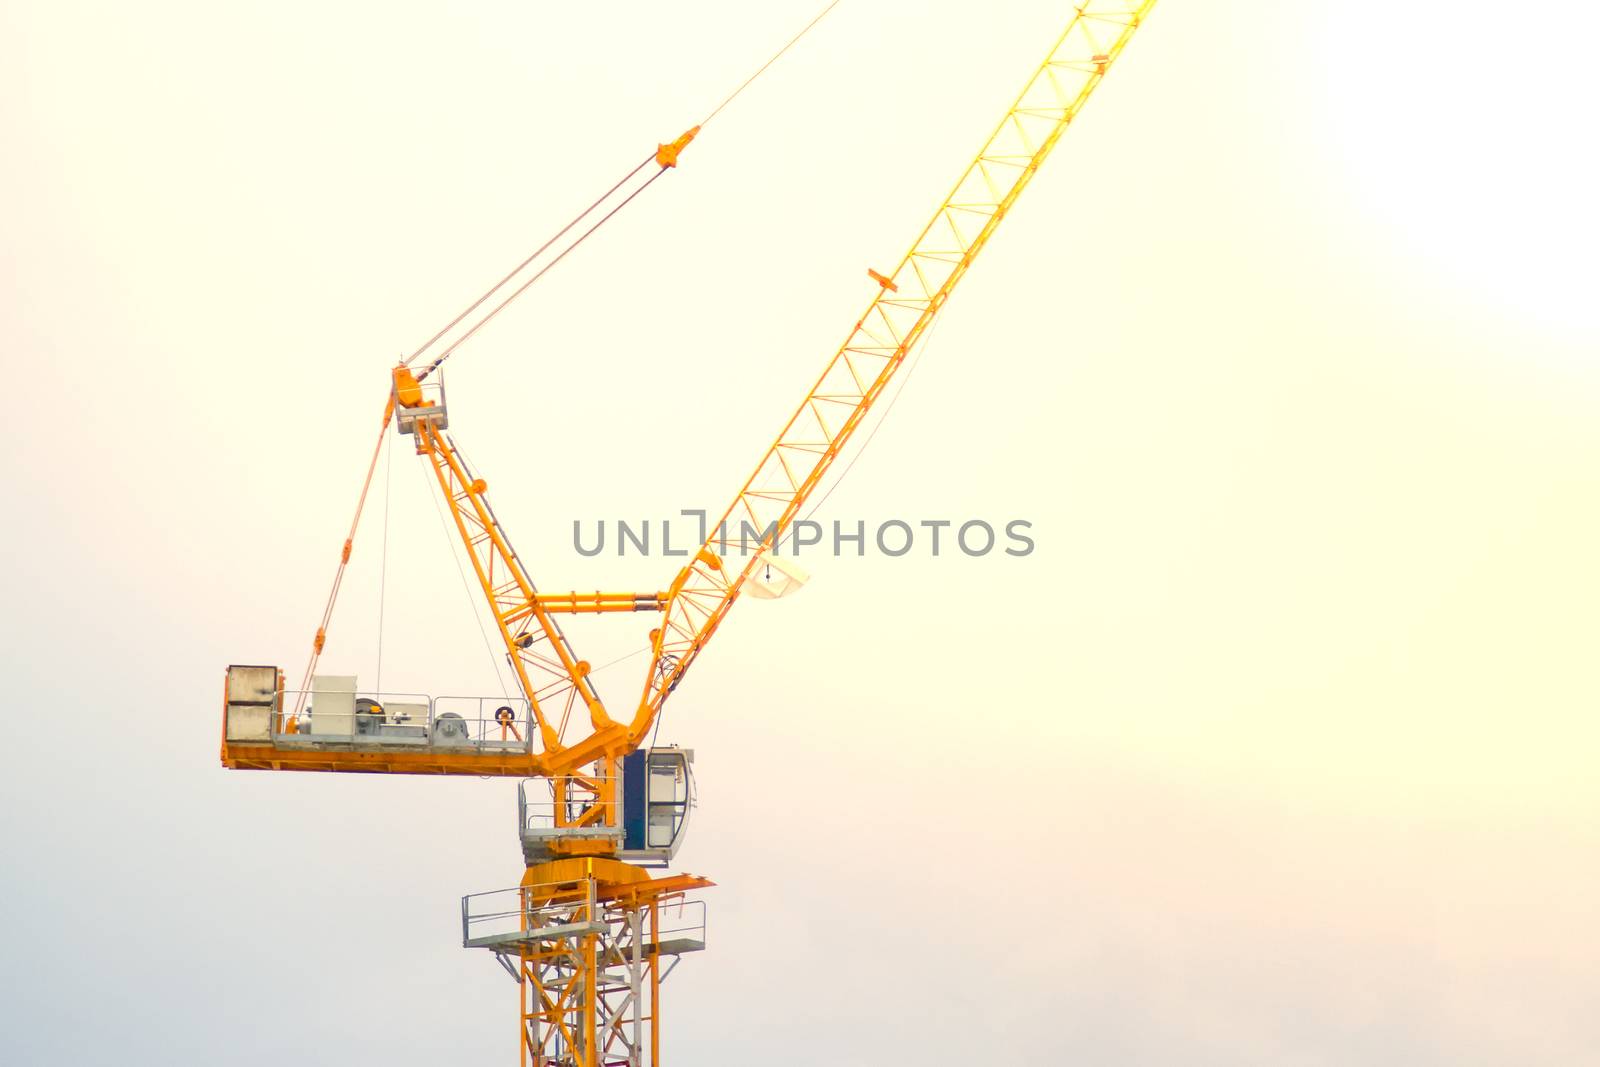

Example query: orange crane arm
[392,366,632,774]
[222,3,1157,783]
[629,1,1159,745]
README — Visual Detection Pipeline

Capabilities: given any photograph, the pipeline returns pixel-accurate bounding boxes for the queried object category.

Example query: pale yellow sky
[2,1,1597,1064]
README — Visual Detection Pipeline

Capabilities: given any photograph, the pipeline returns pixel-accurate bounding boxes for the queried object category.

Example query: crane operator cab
[621,747,693,864]
[517,747,694,867]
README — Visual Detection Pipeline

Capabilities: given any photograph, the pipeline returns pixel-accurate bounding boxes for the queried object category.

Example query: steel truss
[465,869,708,1067]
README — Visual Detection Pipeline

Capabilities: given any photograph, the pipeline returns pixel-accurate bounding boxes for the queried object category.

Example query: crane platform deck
[464,920,609,951]
[465,927,705,959]
[223,739,542,778]
[219,670,607,777]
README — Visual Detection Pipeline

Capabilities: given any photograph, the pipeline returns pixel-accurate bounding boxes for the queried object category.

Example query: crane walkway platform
[461,880,708,964]
[464,920,608,951]
[610,936,706,961]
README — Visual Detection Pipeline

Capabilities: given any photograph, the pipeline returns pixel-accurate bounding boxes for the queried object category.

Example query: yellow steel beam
[222,742,547,777]
[223,3,1161,798]
[535,592,670,614]
[630,0,1160,743]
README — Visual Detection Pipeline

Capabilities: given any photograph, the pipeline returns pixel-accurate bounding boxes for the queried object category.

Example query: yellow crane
[220,3,1158,1062]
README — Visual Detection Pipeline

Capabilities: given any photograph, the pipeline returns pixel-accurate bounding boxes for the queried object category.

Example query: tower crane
[220,3,1159,1063]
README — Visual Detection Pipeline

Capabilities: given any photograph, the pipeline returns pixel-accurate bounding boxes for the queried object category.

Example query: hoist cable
[415,167,669,381]
[592,646,648,675]
[417,457,515,702]
[374,430,393,695]
[702,0,841,128]
[293,400,395,718]
[402,154,655,370]
[405,0,842,381]
[801,314,941,524]
[291,1,844,723]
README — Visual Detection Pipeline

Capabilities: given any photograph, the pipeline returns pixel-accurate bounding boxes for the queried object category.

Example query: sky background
[2,0,1598,1063]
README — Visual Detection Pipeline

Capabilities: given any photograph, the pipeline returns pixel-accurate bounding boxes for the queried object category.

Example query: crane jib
[634,1,1159,742]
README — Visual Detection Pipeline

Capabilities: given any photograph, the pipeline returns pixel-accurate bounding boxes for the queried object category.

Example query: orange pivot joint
[655,126,700,168]
[391,365,430,408]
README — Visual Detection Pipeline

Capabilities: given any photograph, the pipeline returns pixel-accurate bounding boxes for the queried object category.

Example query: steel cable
[402,154,655,370]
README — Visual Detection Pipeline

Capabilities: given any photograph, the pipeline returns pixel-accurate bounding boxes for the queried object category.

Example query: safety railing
[644,897,707,952]
[261,690,535,755]
[518,777,618,834]
[434,695,536,749]
[394,377,449,435]
[461,878,708,957]
[461,878,599,950]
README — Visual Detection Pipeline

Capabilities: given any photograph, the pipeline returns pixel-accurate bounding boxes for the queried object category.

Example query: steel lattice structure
[223,0,1157,781]
[637,1,1159,748]
[221,4,1160,1062]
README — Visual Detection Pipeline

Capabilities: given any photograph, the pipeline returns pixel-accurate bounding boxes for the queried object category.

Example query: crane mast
[219,4,1159,1063]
